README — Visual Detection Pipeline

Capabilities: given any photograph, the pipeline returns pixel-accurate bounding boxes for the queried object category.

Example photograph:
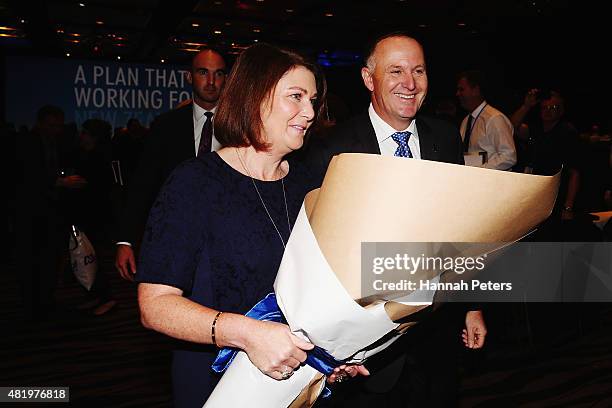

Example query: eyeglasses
[541,104,561,112]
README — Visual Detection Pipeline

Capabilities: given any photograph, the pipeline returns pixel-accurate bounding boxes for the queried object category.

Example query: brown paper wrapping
[304,153,560,304]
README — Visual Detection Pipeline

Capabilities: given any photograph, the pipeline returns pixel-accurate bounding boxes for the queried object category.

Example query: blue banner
[5,56,192,129]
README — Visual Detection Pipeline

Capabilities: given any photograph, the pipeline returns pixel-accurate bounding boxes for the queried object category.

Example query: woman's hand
[327,364,370,384]
[243,320,314,380]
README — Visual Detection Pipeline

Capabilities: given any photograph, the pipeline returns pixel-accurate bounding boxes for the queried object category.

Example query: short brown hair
[214,43,327,150]
[457,70,488,97]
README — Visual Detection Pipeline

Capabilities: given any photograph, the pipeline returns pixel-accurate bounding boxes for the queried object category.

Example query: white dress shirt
[368,105,438,305]
[460,100,516,170]
[193,103,221,155]
[368,104,421,159]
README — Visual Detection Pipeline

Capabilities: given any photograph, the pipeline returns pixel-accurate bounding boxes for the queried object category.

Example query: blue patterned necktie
[391,131,413,158]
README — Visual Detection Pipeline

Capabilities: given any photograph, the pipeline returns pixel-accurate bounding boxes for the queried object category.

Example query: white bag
[69,225,97,290]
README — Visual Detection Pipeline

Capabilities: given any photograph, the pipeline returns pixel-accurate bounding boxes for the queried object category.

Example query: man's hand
[115,245,137,281]
[462,310,487,349]
[523,88,540,110]
[327,364,370,384]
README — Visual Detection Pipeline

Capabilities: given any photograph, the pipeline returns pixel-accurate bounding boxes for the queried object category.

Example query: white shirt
[368,104,421,159]
[460,100,516,170]
[193,103,221,155]
[368,105,437,305]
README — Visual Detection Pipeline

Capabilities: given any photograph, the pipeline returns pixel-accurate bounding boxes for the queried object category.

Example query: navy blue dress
[136,151,317,407]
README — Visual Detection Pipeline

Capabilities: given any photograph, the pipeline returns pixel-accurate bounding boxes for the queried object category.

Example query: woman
[136,43,328,406]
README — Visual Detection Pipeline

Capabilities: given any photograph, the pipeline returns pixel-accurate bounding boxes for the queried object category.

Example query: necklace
[235,148,292,248]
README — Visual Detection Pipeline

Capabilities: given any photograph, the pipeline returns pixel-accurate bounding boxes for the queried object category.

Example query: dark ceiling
[0,0,594,63]
[0,0,609,127]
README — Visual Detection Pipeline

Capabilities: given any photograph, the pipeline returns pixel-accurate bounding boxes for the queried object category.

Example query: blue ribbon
[212,293,344,398]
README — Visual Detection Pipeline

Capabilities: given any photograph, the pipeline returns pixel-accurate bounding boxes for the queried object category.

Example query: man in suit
[15,106,88,320]
[305,33,486,407]
[115,49,227,280]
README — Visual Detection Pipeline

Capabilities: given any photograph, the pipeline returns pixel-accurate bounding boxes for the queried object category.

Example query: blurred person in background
[63,119,117,315]
[115,49,227,282]
[15,106,84,320]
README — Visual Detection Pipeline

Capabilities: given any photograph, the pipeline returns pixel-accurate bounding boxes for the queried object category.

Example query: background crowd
[5,29,612,407]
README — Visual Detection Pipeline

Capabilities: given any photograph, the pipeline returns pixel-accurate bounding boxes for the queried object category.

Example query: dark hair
[36,105,64,123]
[191,47,226,69]
[82,119,112,144]
[457,70,488,96]
[126,118,140,128]
[214,43,327,150]
[363,31,422,68]
[539,88,563,102]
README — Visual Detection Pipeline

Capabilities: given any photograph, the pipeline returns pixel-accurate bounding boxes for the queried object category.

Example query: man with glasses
[511,89,581,220]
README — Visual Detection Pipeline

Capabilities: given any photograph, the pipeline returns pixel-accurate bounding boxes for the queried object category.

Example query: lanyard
[468,103,487,134]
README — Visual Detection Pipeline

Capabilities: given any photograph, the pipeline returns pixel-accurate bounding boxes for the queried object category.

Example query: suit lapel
[180,104,196,158]
[416,116,439,161]
[354,111,381,154]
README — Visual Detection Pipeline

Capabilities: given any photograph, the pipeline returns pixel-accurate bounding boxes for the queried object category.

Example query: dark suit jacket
[302,110,466,402]
[117,104,195,244]
[304,110,464,184]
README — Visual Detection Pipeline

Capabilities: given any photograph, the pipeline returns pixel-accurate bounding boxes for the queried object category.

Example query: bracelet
[211,311,223,347]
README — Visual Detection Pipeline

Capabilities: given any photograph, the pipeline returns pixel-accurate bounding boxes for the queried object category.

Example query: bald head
[365,34,424,70]
[361,35,428,130]
[187,49,227,110]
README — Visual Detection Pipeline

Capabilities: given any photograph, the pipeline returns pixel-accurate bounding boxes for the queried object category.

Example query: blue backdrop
[5,56,192,130]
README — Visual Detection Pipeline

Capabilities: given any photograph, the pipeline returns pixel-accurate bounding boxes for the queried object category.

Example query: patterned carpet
[459,316,612,408]
[1,247,172,407]
[2,246,612,408]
